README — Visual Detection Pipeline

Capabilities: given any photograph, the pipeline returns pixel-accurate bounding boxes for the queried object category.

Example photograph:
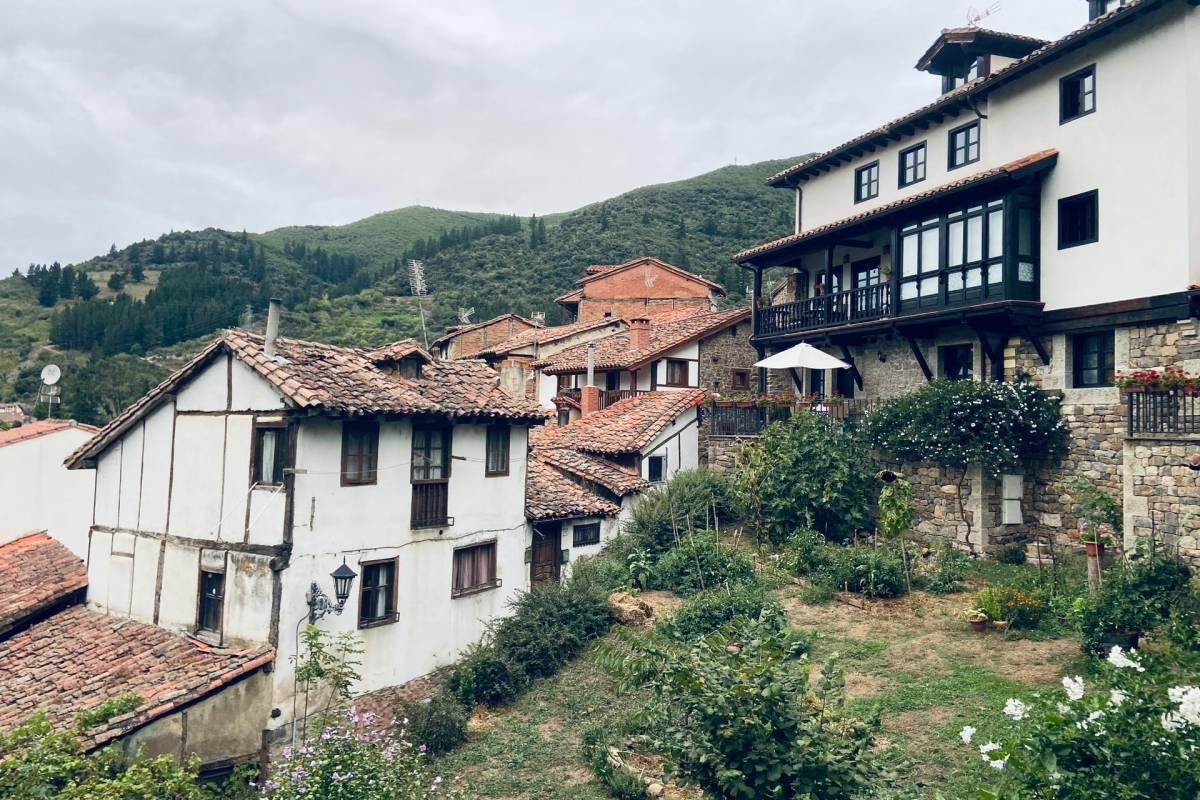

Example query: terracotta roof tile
[0,605,273,748]
[542,389,705,456]
[525,456,622,521]
[533,308,750,374]
[474,317,625,357]
[431,314,541,349]
[536,447,649,497]
[363,339,431,363]
[0,533,87,638]
[0,420,98,449]
[737,150,1058,262]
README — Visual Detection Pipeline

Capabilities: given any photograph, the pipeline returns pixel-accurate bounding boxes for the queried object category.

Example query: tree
[37,278,59,307]
[130,262,145,282]
[598,203,610,231]
[107,272,126,291]
[58,266,76,300]
[76,273,99,300]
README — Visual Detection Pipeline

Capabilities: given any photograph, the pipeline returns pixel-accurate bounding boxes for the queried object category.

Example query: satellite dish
[40,364,61,386]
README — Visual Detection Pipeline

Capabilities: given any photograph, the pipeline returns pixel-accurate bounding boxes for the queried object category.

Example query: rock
[608,592,655,626]
[647,783,665,797]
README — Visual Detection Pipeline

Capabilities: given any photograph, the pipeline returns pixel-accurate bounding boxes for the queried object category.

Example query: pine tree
[59,266,76,299]
[37,278,59,307]
[76,273,99,300]
[108,243,117,256]
[130,262,146,282]
[599,203,610,231]
[107,272,126,291]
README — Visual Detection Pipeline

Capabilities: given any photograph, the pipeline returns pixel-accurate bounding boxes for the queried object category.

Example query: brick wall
[575,262,716,323]
[441,318,538,359]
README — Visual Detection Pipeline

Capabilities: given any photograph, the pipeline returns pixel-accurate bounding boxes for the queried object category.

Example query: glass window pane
[260,430,277,483]
[967,215,983,262]
[948,271,964,292]
[986,263,1002,284]
[920,228,940,272]
[902,233,919,276]
[901,281,917,300]
[1019,261,1035,282]
[988,209,1004,258]
[948,221,964,267]
[1018,207,1033,255]
[920,276,938,296]
[967,267,984,288]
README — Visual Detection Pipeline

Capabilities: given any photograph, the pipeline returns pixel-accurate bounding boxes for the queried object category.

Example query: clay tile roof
[546,389,706,456]
[475,317,625,357]
[569,256,726,295]
[363,338,431,363]
[0,420,98,449]
[914,26,1049,72]
[533,308,750,375]
[0,533,87,639]
[67,331,546,468]
[431,314,541,348]
[737,149,1058,263]
[767,0,1161,187]
[525,456,622,521]
[537,446,649,497]
[0,605,273,749]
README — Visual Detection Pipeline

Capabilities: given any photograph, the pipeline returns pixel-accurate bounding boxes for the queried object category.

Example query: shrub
[600,612,874,800]
[925,547,971,593]
[1166,585,1200,652]
[661,583,779,641]
[624,469,739,556]
[780,527,832,576]
[1079,554,1192,655]
[580,726,647,800]
[568,552,629,596]
[263,706,469,799]
[815,545,908,598]
[398,689,468,756]
[999,544,1028,565]
[650,532,756,596]
[741,413,876,544]
[447,645,526,707]
[492,582,614,679]
[960,648,1200,799]
[863,375,1068,478]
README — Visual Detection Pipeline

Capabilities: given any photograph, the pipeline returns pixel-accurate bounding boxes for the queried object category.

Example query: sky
[1,1,1084,269]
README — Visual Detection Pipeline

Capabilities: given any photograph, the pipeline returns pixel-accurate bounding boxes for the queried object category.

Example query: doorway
[531,523,561,585]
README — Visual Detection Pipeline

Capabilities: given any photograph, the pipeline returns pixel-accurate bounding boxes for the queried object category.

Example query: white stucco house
[64,325,548,745]
[0,419,98,557]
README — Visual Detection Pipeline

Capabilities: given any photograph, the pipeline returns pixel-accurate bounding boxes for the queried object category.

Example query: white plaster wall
[537,372,558,406]
[176,354,230,412]
[116,421,144,531]
[223,551,276,646]
[230,359,287,411]
[641,406,699,482]
[652,341,700,389]
[168,416,230,542]
[157,544,201,631]
[1190,9,1200,287]
[138,404,175,533]
[0,426,96,557]
[556,515,621,580]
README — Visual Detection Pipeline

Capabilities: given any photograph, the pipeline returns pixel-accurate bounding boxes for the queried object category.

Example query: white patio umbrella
[754,342,851,371]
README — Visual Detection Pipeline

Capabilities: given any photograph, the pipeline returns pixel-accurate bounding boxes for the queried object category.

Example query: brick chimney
[580,341,600,416]
[629,317,651,351]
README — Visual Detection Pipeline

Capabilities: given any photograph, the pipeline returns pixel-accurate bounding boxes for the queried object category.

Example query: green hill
[0,155,805,424]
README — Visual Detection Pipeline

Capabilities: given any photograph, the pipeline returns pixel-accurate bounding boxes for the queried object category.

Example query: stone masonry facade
[698,320,763,469]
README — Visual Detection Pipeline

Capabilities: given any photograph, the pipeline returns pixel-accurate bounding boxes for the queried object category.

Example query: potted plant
[1057,477,1122,553]
[964,607,990,633]
[976,587,1005,629]
[1080,528,1111,557]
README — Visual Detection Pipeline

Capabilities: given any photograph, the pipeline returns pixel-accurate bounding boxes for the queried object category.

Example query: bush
[568,553,629,596]
[1166,585,1200,652]
[815,545,908,598]
[662,583,779,640]
[1079,554,1192,655]
[999,544,1028,565]
[780,527,832,576]
[447,645,526,707]
[650,532,756,596]
[622,469,739,556]
[976,586,1045,628]
[398,689,468,756]
[925,547,971,593]
[580,726,647,800]
[492,582,614,679]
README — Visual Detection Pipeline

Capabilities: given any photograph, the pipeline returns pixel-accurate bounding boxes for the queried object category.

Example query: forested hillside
[0,156,803,424]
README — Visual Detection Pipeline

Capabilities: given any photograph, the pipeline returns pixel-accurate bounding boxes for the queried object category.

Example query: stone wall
[702,433,753,474]
[697,322,761,468]
[1125,439,1200,569]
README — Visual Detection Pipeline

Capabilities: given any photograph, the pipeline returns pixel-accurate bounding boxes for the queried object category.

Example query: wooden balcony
[556,388,649,410]
[411,481,450,528]
[706,399,880,437]
[757,283,890,337]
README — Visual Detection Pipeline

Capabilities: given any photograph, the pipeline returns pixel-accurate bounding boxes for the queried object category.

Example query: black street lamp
[306,558,357,624]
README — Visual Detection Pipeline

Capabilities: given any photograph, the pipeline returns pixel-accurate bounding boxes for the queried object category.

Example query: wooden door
[531,524,561,585]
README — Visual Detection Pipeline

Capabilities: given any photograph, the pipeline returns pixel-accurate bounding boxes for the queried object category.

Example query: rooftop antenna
[407,259,430,349]
[457,307,475,325]
[38,364,62,419]
[531,311,547,325]
[966,2,1001,25]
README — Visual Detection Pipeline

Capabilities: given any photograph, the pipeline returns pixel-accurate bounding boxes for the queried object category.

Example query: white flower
[1163,713,1185,732]
[1062,676,1086,702]
[1107,646,1146,672]
[979,742,1001,755]
[1003,698,1029,721]
[1109,689,1128,707]
[1077,710,1105,731]
[1056,702,1071,714]
[988,757,1008,770]
[959,725,976,744]
[1167,686,1200,727]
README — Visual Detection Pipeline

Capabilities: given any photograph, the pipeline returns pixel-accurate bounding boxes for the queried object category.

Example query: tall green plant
[877,470,915,593]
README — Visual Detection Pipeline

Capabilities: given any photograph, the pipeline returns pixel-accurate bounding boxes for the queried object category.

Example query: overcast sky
[1,1,1084,269]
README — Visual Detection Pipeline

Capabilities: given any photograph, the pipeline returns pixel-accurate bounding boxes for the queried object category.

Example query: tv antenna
[531,311,546,325]
[966,2,1000,25]
[38,364,62,418]
[407,259,430,349]
[457,307,475,324]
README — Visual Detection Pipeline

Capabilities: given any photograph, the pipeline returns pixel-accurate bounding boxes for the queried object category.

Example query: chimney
[586,341,596,388]
[629,317,651,351]
[264,298,281,359]
[500,363,526,400]
[581,341,599,416]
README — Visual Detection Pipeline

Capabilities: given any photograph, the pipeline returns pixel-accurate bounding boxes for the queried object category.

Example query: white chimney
[586,341,596,388]
[265,298,281,359]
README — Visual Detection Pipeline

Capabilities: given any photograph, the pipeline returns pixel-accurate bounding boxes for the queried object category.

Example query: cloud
[0,0,1083,268]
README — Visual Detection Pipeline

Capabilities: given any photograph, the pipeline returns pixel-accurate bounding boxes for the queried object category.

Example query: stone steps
[1025,540,1054,565]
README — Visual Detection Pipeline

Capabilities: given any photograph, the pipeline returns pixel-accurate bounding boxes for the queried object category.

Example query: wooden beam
[905,336,933,381]
[838,239,874,249]
[839,345,864,390]
[788,367,804,393]
[1023,327,1051,366]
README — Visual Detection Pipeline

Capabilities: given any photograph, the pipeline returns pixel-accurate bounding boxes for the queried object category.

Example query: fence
[1126,390,1200,436]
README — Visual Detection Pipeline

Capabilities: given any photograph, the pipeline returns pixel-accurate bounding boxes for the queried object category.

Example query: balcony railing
[707,399,880,437]
[1126,390,1200,436]
[556,387,649,410]
[757,283,890,337]
[411,481,450,528]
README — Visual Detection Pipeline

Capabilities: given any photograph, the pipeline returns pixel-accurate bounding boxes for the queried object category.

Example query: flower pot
[714,401,733,408]
[1084,541,1105,558]
[992,620,1009,630]
[969,619,988,633]
[1120,385,1145,394]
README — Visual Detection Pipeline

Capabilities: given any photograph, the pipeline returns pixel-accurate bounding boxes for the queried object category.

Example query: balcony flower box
[1116,366,1200,394]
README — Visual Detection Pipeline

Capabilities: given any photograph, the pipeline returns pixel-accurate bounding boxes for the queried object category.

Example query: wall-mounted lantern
[306,559,358,624]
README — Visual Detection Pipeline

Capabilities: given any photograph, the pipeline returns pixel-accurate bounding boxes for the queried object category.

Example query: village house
[431,313,542,360]
[473,316,626,402]
[555,256,726,323]
[0,532,274,775]
[0,419,98,557]
[731,0,1200,559]
[61,307,548,749]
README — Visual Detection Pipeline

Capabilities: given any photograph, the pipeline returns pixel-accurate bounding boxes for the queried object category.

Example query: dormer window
[854,161,880,203]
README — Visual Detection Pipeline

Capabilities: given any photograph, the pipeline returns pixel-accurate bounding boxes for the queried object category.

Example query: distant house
[0,532,273,775]
[472,317,626,402]
[0,403,26,425]
[64,317,546,747]
[431,313,542,360]
[555,256,726,323]
[0,419,98,557]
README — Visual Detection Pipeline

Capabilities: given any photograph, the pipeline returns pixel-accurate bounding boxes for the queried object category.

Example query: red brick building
[432,313,542,360]
[555,257,725,323]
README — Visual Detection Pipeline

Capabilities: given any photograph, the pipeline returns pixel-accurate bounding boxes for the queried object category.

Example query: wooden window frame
[411,425,452,528]
[664,358,690,388]
[898,141,927,187]
[451,541,498,598]
[196,568,225,635]
[340,418,380,487]
[250,421,288,487]
[1058,190,1099,249]
[572,522,601,548]
[947,121,980,170]
[1060,64,1097,124]
[1072,330,1116,388]
[647,454,666,483]
[485,424,511,477]
[357,557,398,628]
[854,160,880,203]
[730,369,751,391]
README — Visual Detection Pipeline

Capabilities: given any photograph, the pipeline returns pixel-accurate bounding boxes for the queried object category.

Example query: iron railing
[1126,390,1200,436]
[756,283,891,336]
[707,399,880,437]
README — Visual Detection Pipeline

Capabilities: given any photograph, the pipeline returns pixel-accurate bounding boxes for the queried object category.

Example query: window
[940,344,974,381]
[452,542,497,597]
[485,425,510,476]
[898,142,927,187]
[358,559,397,627]
[1072,331,1115,388]
[412,426,451,528]
[731,369,751,391]
[665,359,689,387]
[1089,0,1124,20]
[341,419,379,486]
[854,161,879,202]
[572,523,601,547]
[809,368,825,397]
[197,570,225,633]
[252,423,288,486]
[647,454,666,483]
[1058,190,1099,249]
[948,121,980,169]
[1060,65,1096,123]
